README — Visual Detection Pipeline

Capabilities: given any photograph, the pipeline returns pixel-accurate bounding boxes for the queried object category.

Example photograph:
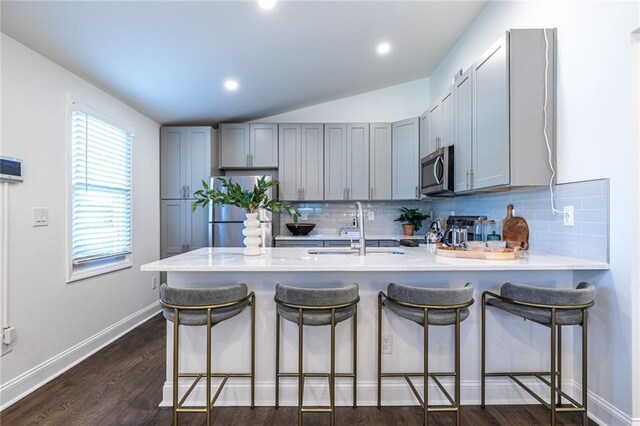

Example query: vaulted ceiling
[1,1,486,125]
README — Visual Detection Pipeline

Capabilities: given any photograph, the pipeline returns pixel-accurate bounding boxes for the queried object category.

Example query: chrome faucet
[351,201,366,256]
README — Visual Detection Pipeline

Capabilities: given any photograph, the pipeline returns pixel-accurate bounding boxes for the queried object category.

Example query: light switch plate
[33,207,49,227]
[367,211,375,221]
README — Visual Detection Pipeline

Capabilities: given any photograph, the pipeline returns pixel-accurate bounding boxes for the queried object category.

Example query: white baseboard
[572,381,635,426]
[0,301,161,411]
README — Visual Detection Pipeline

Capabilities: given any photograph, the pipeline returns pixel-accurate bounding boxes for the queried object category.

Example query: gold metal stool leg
[206,309,212,426]
[330,308,336,426]
[172,308,179,425]
[353,305,358,409]
[582,310,589,426]
[423,307,429,426]
[550,308,557,426]
[377,293,382,409]
[481,294,486,409]
[275,311,280,409]
[251,294,256,408]
[557,324,562,407]
[455,308,461,426]
[298,308,304,426]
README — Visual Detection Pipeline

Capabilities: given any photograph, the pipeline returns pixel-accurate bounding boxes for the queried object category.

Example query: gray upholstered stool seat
[275,283,358,326]
[161,284,250,326]
[486,282,595,326]
[382,283,473,326]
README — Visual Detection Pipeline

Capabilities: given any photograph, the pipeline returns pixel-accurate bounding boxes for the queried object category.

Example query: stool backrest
[160,283,248,308]
[388,283,473,306]
[275,284,359,307]
[500,281,595,307]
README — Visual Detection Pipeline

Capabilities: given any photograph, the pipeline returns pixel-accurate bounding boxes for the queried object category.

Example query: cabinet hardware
[246,154,250,167]
[470,170,475,188]
[466,170,470,188]
[347,188,350,200]
[186,185,190,197]
[415,186,419,199]
[370,187,374,200]
[301,188,305,200]
[249,154,253,167]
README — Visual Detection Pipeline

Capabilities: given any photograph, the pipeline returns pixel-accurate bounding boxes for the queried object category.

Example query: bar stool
[377,283,474,426]
[159,284,255,426]
[274,283,359,425]
[481,281,595,426]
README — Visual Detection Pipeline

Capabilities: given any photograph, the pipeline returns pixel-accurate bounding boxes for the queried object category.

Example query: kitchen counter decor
[192,176,298,255]
[435,243,521,260]
[394,207,428,236]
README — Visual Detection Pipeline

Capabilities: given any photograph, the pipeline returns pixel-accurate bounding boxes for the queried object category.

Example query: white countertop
[141,247,609,273]
[275,233,423,240]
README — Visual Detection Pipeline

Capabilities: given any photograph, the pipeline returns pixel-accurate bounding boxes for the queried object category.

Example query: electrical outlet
[563,205,574,226]
[32,207,49,227]
[151,276,159,290]
[2,328,14,356]
[367,211,375,221]
[382,334,393,354]
[300,213,308,221]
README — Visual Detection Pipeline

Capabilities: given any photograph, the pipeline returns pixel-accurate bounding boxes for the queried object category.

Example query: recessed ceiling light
[258,0,277,11]
[224,79,239,91]
[377,42,391,55]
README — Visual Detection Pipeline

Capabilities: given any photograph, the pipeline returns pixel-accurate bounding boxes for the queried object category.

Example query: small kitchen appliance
[420,146,454,196]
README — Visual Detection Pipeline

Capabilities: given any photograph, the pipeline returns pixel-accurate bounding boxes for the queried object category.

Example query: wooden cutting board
[502,204,529,250]
[436,244,520,260]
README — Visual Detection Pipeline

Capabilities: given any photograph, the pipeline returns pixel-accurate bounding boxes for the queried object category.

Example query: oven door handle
[433,156,444,184]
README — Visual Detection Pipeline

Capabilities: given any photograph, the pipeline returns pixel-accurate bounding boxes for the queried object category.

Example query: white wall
[0,35,161,406]
[427,1,640,422]
[253,78,429,123]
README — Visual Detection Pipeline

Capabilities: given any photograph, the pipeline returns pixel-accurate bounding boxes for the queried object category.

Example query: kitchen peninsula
[141,247,608,407]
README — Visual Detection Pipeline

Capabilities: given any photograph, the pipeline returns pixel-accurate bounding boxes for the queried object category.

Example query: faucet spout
[354,201,366,256]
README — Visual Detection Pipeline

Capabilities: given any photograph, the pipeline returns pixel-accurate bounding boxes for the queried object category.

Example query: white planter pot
[242,212,262,256]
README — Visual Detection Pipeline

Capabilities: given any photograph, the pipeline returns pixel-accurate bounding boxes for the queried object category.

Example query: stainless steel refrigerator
[208,175,277,247]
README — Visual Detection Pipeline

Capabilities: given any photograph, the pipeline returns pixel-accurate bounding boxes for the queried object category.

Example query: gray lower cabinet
[369,123,392,200]
[275,239,385,248]
[454,68,474,193]
[392,117,420,200]
[279,124,324,201]
[324,123,369,200]
[379,240,399,247]
[220,123,278,168]
[160,200,208,258]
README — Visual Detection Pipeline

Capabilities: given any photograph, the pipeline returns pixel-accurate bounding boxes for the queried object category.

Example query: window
[68,99,133,281]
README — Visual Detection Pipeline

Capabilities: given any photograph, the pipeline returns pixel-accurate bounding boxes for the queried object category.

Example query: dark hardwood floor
[1,314,596,425]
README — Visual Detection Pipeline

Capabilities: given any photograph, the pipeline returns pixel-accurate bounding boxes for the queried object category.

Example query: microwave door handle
[433,156,444,184]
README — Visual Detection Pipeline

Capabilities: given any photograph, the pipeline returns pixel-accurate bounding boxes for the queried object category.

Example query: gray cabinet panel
[378,240,399,247]
[419,112,429,159]
[392,117,420,200]
[427,103,441,155]
[220,123,250,168]
[188,200,209,251]
[454,68,473,193]
[324,124,348,200]
[275,240,324,248]
[441,86,455,147]
[160,200,186,258]
[278,124,301,201]
[250,123,278,167]
[369,123,392,200]
[324,240,351,248]
[301,124,324,200]
[160,128,185,199]
[347,123,370,200]
[473,34,510,189]
[186,127,212,197]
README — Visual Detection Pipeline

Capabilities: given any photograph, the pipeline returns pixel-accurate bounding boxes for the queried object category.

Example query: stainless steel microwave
[421,146,454,196]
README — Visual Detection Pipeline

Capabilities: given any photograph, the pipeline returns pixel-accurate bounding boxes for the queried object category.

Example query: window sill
[67,255,132,283]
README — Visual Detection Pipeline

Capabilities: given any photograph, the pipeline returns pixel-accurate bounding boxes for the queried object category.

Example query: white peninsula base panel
[141,248,608,408]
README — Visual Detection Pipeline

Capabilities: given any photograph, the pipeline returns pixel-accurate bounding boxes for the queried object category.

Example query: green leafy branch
[192,176,299,222]
[394,207,428,232]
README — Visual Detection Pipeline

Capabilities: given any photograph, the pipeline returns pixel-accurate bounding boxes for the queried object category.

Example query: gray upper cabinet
[324,124,348,200]
[249,123,278,167]
[220,123,277,168]
[161,126,212,199]
[278,124,324,201]
[392,117,420,200]
[300,124,324,200]
[454,68,473,193]
[427,103,441,155]
[369,123,392,200]
[473,34,510,190]
[346,123,370,200]
[440,86,455,148]
[419,111,429,159]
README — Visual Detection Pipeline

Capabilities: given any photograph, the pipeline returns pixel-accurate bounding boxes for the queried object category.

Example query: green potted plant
[394,207,428,236]
[192,176,298,255]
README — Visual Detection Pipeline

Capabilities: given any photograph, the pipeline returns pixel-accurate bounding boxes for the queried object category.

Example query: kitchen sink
[307,248,407,256]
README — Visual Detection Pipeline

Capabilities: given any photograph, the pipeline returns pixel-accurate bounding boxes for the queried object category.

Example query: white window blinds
[71,110,132,265]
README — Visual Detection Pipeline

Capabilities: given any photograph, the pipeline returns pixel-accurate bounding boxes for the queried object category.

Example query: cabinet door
[275,240,324,248]
[324,124,348,200]
[185,127,211,198]
[369,123,392,200]
[278,124,301,201]
[473,34,510,189]
[428,103,442,155]
[160,127,185,199]
[220,123,249,168]
[161,200,187,258]
[346,123,369,200]
[441,86,455,147]
[392,117,420,200]
[250,123,278,167]
[301,124,324,201]
[186,200,209,251]
[419,111,429,159]
[454,69,473,193]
